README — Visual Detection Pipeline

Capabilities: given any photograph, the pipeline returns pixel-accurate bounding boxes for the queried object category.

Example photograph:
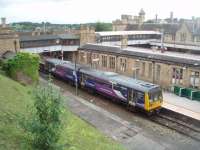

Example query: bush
[3,52,40,83]
[23,82,64,150]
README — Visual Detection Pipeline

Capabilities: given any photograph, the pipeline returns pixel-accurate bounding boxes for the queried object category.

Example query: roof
[80,67,159,92]
[184,22,200,36]
[95,31,161,36]
[46,58,159,92]
[79,44,200,68]
[126,23,180,34]
[20,34,80,42]
[0,51,16,60]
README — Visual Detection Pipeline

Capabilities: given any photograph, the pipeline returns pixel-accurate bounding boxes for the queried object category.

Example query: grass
[0,74,125,150]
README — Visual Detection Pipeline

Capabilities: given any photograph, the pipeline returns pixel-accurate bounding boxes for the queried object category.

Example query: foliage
[25,82,64,150]
[94,22,112,31]
[3,52,40,83]
[0,74,125,150]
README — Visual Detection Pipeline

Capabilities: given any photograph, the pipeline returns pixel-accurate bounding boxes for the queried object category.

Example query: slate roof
[126,23,180,34]
[79,43,200,68]
[20,34,80,42]
[185,22,200,36]
[95,31,161,36]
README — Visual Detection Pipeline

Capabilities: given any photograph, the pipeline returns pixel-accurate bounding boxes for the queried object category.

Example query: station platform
[163,92,200,121]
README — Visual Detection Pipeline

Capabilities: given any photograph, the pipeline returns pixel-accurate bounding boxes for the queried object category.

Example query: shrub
[23,82,64,150]
[3,52,40,83]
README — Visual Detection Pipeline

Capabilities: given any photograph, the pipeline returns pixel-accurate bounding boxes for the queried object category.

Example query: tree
[95,22,112,32]
[29,82,63,150]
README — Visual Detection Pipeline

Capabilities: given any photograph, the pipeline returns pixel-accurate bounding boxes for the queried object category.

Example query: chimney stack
[170,12,174,23]
[1,17,6,28]
[155,14,158,23]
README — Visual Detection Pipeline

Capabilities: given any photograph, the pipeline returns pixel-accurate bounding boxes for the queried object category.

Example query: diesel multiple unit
[42,58,163,114]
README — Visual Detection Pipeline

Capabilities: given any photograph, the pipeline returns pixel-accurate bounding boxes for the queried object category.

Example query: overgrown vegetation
[0,74,125,150]
[3,52,40,83]
[94,22,112,31]
[11,22,112,32]
[23,82,64,150]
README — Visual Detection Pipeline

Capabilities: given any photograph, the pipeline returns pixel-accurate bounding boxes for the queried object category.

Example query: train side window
[136,91,145,102]
[96,80,112,89]
[113,84,127,94]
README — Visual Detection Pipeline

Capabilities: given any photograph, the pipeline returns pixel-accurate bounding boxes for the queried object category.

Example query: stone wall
[77,50,200,90]
[0,18,20,56]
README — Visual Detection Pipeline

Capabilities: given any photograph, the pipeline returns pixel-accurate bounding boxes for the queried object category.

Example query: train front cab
[144,89,163,114]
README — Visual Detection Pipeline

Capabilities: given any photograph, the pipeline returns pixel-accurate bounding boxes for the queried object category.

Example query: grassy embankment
[0,74,125,150]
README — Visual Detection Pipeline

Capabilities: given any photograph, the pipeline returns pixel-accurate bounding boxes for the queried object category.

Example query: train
[40,58,163,114]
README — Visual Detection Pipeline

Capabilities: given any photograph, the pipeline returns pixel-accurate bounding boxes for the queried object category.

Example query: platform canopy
[20,45,78,54]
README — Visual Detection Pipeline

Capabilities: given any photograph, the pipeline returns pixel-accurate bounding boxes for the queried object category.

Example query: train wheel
[146,111,153,116]
[155,109,161,115]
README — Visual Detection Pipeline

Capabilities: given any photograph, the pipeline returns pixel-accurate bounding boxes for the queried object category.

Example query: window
[120,58,127,72]
[101,55,107,68]
[109,56,116,69]
[190,71,199,88]
[156,64,161,82]
[92,53,99,69]
[148,63,152,78]
[180,33,187,42]
[86,52,91,64]
[172,35,175,41]
[79,52,85,62]
[141,62,145,76]
[172,68,183,85]
[196,36,200,42]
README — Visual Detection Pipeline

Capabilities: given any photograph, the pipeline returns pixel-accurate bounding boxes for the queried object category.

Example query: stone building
[112,9,146,31]
[0,18,20,56]
[79,25,96,46]
[175,19,200,44]
[113,11,200,46]
[77,44,200,90]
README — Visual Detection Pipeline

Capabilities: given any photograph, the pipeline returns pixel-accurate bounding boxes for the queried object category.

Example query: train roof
[46,58,160,92]
[46,58,64,65]
[80,67,160,92]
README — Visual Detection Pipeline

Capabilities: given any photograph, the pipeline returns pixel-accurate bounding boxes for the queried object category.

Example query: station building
[0,18,20,56]
[77,43,200,90]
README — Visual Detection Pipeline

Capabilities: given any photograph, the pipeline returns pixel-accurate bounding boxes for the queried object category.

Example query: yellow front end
[145,92,163,112]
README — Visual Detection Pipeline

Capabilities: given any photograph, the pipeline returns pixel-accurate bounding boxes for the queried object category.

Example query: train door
[80,73,86,87]
[135,91,145,109]
[128,89,136,106]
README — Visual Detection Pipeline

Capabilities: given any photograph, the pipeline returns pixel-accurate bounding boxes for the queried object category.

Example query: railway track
[150,113,200,142]
[40,74,200,142]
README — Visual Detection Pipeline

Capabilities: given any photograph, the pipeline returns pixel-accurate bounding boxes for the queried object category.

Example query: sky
[0,0,199,24]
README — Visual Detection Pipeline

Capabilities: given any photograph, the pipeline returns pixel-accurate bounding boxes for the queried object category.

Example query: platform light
[136,59,140,62]
[182,66,187,70]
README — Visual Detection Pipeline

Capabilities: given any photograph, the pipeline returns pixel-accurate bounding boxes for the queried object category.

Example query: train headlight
[51,68,56,72]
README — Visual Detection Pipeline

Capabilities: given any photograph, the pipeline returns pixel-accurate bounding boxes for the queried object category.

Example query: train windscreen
[149,89,162,102]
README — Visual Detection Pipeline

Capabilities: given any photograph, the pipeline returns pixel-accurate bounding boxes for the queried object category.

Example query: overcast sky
[0,0,199,24]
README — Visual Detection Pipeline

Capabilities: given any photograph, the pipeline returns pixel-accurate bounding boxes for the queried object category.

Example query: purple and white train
[41,58,163,114]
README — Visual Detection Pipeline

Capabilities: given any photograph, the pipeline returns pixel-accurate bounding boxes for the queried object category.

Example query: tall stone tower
[80,25,96,46]
[138,8,145,24]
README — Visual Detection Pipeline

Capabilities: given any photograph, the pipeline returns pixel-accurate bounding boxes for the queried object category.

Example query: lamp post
[74,51,78,95]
